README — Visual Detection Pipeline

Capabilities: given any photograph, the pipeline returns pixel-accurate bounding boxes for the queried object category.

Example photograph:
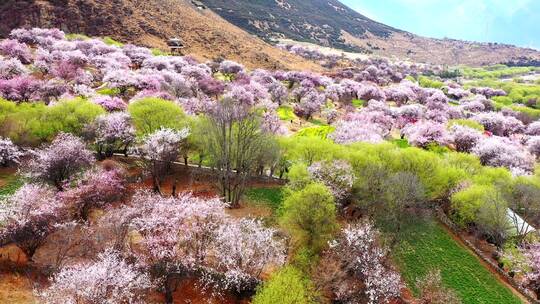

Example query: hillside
[0,0,320,71]
[200,0,540,66]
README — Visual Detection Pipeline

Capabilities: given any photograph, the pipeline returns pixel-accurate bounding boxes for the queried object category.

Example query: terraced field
[394,218,523,304]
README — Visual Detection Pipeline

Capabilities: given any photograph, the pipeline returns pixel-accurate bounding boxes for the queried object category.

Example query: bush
[252,266,317,304]
[41,99,106,139]
[451,184,496,226]
[447,119,484,131]
[0,99,104,145]
[279,183,338,253]
[128,97,188,136]
[419,76,444,89]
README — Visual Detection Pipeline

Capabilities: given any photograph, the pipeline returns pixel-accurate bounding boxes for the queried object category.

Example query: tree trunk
[153,176,161,194]
[172,179,177,198]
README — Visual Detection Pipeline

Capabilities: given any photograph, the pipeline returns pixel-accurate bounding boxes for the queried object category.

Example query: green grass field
[0,171,23,197]
[393,217,522,304]
[245,187,284,211]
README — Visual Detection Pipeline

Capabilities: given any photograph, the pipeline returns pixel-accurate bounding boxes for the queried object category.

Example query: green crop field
[245,187,284,211]
[393,218,522,304]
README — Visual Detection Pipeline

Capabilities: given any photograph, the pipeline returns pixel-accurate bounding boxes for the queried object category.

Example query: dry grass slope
[0,0,321,71]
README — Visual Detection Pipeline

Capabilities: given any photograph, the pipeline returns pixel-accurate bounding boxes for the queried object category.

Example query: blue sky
[341,0,540,49]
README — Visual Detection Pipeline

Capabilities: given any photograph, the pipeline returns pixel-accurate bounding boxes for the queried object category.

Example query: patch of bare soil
[0,167,17,188]
[0,272,37,304]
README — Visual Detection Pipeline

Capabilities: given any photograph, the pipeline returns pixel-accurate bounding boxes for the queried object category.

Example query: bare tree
[204,97,269,207]
[476,191,510,247]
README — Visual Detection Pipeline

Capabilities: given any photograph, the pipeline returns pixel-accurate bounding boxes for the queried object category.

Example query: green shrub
[447,119,484,131]
[96,87,121,96]
[65,33,90,41]
[285,163,311,193]
[460,65,537,79]
[40,99,105,139]
[102,36,124,47]
[128,97,188,136]
[279,183,338,253]
[283,136,344,166]
[419,76,444,89]
[252,266,317,304]
[351,99,366,108]
[451,184,496,226]
[151,48,170,56]
[392,138,411,148]
[277,106,297,121]
[295,125,335,139]
[0,99,104,145]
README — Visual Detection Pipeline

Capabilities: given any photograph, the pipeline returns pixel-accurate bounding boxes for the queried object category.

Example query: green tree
[127,98,188,136]
[279,183,338,253]
[40,99,105,140]
[252,266,317,304]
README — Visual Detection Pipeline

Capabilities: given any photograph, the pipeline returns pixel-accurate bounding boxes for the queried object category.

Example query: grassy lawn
[295,125,335,139]
[393,217,522,304]
[245,187,284,211]
[0,171,23,197]
[277,106,298,121]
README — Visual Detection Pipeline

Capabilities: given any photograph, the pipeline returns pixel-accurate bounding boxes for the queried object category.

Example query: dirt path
[438,221,532,304]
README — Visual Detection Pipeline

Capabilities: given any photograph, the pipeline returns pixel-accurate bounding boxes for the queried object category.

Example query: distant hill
[0,0,321,71]
[199,0,540,66]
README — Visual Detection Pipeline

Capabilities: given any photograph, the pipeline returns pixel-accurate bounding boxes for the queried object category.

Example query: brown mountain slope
[0,0,321,71]
[200,0,540,66]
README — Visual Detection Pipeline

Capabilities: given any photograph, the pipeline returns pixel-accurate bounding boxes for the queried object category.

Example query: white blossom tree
[37,248,153,304]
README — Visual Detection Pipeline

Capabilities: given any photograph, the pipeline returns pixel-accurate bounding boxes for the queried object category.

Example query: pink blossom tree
[213,219,286,291]
[293,90,326,120]
[37,248,153,304]
[450,125,483,153]
[522,244,540,297]
[103,69,138,96]
[92,96,127,112]
[402,121,451,148]
[526,136,540,159]
[0,137,23,167]
[0,58,28,79]
[0,184,65,259]
[0,76,41,102]
[526,121,540,136]
[472,137,534,175]
[127,191,227,300]
[198,76,225,98]
[219,60,244,75]
[471,87,507,98]
[39,79,68,105]
[358,82,386,101]
[328,222,401,304]
[122,44,153,67]
[24,133,94,190]
[0,39,32,64]
[261,110,287,135]
[88,112,136,158]
[130,128,190,193]
[447,87,470,100]
[472,112,524,136]
[59,167,127,220]
[308,160,356,204]
[384,84,416,106]
[330,120,386,144]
